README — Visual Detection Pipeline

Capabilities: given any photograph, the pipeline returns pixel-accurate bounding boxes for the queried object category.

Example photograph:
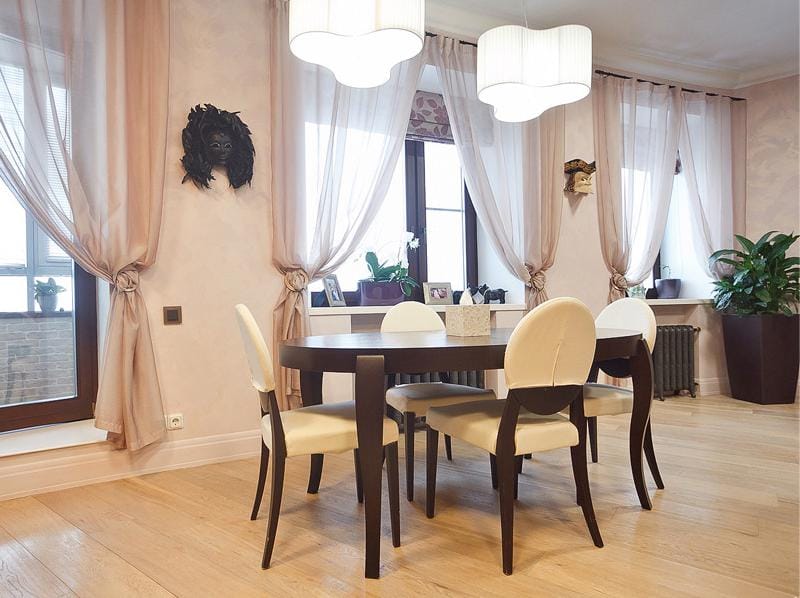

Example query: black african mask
[181,104,254,189]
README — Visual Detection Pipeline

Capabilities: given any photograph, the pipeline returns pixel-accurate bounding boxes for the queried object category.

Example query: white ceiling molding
[426,0,799,92]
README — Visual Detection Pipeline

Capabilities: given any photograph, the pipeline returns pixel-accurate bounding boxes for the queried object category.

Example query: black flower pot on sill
[722,313,799,404]
[654,278,681,299]
[358,281,404,306]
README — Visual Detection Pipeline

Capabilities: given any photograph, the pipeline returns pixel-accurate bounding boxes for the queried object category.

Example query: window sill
[0,419,107,458]
[0,310,72,319]
[309,303,527,316]
[646,298,713,306]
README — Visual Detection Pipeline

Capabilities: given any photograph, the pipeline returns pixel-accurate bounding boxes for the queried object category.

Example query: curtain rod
[425,31,477,48]
[594,69,746,101]
[423,35,746,101]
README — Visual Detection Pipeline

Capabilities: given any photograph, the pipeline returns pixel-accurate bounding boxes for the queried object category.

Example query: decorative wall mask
[181,104,254,189]
[564,159,596,194]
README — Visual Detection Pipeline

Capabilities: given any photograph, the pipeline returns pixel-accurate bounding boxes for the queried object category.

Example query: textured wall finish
[740,75,800,251]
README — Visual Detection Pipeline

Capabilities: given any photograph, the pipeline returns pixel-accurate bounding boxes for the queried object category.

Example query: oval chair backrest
[595,297,657,351]
[234,304,276,394]
[504,297,596,390]
[381,301,445,333]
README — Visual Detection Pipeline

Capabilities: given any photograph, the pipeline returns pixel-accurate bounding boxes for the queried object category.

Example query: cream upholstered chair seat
[424,297,603,575]
[380,300,495,501]
[426,399,578,456]
[583,384,633,417]
[234,304,401,569]
[261,400,399,457]
[386,382,494,415]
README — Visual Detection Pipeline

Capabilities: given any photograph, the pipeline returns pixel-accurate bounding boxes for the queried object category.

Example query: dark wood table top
[280,327,642,374]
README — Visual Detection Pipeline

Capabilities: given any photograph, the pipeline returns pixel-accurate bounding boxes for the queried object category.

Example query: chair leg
[354,449,364,504]
[489,454,498,489]
[643,420,665,489]
[307,454,323,494]
[385,442,401,547]
[588,417,598,463]
[524,453,532,460]
[514,456,522,499]
[261,452,286,569]
[250,442,269,520]
[426,428,439,518]
[404,412,416,501]
[444,434,453,461]
[570,442,603,549]
[497,452,517,575]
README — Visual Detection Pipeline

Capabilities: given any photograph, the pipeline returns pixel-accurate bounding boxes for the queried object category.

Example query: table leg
[300,371,325,494]
[629,339,654,510]
[355,355,386,579]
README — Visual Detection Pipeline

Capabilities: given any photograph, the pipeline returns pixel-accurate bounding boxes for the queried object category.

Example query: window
[642,156,714,297]
[0,59,97,433]
[313,137,477,300]
[405,139,477,294]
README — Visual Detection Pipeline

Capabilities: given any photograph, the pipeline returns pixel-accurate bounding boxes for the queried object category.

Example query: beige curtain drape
[430,36,565,309]
[0,1,170,449]
[268,0,424,408]
[593,75,682,302]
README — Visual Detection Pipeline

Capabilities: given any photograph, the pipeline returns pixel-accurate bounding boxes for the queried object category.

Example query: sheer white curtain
[0,1,170,449]
[430,36,565,309]
[679,92,746,277]
[269,0,424,408]
[593,75,682,301]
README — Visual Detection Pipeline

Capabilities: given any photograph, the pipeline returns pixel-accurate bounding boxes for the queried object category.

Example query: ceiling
[426,0,800,89]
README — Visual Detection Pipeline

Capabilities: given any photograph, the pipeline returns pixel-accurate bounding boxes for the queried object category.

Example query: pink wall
[740,75,800,249]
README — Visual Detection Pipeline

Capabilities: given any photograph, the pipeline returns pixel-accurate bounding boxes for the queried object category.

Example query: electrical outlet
[166,413,184,430]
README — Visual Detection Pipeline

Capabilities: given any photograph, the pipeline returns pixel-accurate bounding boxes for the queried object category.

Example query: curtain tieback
[114,267,139,293]
[525,267,546,292]
[283,269,309,293]
[610,270,629,292]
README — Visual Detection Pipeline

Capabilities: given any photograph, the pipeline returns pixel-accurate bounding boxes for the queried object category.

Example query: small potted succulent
[710,231,799,404]
[34,277,65,313]
[358,237,419,306]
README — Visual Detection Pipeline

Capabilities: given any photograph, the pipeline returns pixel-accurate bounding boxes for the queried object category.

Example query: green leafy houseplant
[363,250,419,297]
[34,277,66,297]
[709,231,799,315]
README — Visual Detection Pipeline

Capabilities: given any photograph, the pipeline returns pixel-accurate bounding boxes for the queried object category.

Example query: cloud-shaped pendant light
[289,0,425,89]
[477,24,592,122]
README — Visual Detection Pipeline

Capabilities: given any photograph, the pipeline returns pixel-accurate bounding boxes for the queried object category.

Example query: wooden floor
[0,395,797,597]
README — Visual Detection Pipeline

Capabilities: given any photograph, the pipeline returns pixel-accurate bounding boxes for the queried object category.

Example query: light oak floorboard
[0,395,797,597]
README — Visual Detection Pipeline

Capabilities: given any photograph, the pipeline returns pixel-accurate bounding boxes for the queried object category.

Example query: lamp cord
[521,0,529,28]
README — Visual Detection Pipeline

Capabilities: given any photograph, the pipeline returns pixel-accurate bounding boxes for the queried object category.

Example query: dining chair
[382,301,495,501]
[234,304,401,569]
[585,298,664,489]
[425,297,603,575]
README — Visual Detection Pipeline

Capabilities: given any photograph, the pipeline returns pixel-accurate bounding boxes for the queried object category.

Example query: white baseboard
[695,377,730,396]
[0,428,261,502]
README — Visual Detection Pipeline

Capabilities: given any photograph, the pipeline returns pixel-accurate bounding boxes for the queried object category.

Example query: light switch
[163,306,182,325]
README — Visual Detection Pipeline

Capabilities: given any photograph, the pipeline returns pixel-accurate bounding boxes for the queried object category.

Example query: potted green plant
[34,277,66,313]
[710,231,799,404]
[358,238,419,306]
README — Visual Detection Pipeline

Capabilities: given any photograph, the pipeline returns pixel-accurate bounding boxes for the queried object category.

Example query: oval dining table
[280,326,655,579]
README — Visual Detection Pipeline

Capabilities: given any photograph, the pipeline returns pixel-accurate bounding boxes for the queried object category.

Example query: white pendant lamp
[477,24,592,122]
[289,0,425,89]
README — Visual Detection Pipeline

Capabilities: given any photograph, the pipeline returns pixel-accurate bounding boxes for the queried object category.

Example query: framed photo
[423,282,453,305]
[322,274,346,307]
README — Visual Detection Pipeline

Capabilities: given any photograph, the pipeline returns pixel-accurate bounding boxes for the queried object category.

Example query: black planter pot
[358,281,405,306]
[721,313,799,404]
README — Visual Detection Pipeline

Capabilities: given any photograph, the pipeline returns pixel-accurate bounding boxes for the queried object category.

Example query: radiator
[393,370,484,388]
[653,325,698,399]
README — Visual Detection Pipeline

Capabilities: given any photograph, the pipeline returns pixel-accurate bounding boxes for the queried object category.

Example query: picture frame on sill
[423,282,453,305]
[322,274,346,307]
